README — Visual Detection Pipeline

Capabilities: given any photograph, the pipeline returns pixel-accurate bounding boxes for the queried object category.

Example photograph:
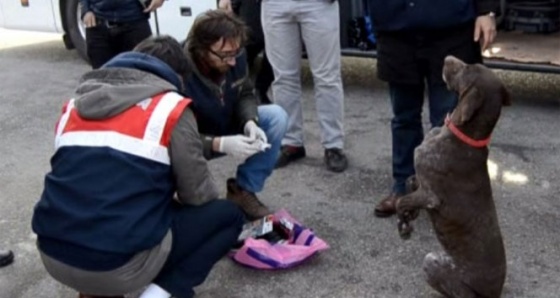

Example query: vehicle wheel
[64,0,88,62]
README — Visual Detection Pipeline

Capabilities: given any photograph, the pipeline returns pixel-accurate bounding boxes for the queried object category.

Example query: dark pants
[389,82,457,194]
[154,200,245,298]
[86,18,152,69]
[376,22,482,195]
[236,0,274,104]
[246,42,274,104]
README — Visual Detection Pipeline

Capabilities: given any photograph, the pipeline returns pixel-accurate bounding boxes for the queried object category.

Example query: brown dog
[396,56,510,298]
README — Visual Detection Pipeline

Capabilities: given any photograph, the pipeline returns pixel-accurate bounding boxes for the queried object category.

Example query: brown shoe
[374,193,401,218]
[227,178,272,220]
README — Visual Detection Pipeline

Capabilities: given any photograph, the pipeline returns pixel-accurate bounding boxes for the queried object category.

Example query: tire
[64,0,88,62]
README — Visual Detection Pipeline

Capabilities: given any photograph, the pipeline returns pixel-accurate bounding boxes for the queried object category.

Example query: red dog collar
[445,114,491,148]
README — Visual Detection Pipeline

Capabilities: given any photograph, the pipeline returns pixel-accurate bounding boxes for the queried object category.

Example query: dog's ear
[457,87,483,125]
[501,86,512,106]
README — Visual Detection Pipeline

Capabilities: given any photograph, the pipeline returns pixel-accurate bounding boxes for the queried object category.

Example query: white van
[1,0,558,74]
[0,0,217,60]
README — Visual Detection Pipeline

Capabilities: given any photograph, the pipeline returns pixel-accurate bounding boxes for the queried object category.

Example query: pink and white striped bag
[230,209,329,270]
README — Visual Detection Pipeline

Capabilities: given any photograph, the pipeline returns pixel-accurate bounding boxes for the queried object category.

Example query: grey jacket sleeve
[169,108,220,206]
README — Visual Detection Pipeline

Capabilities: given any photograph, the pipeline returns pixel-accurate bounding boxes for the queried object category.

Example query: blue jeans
[389,82,457,194]
[236,104,288,193]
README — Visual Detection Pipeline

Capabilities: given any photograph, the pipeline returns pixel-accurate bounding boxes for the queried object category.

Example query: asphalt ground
[0,29,559,298]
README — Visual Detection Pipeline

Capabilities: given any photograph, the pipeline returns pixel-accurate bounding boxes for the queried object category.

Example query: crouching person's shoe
[227,178,272,220]
[0,249,13,267]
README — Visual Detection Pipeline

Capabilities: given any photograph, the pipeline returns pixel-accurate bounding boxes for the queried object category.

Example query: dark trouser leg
[115,19,152,53]
[245,42,260,69]
[154,200,245,298]
[246,42,273,104]
[427,81,458,127]
[423,22,480,126]
[389,83,425,195]
[86,25,117,69]
[256,50,274,104]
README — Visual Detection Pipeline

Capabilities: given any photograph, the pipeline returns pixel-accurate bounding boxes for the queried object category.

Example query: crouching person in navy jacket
[31,36,245,298]
[183,10,288,220]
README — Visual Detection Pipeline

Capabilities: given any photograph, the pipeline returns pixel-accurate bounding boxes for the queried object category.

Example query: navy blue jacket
[183,49,259,159]
[32,53,183,271]
[80,0,147,22]
[368,0,499,31]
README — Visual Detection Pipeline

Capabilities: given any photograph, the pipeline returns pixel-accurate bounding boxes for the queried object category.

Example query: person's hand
[244,120,267,143]
[218,135,262,159]
[144,0,164,13]
[82,11,96,28]
[474,14,497,51]
[218,0,233,13]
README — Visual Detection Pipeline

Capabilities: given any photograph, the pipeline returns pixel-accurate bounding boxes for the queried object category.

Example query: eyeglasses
[208,48,243,62]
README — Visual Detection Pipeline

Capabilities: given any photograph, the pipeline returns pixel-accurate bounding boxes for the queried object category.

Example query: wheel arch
[59,0,74,49]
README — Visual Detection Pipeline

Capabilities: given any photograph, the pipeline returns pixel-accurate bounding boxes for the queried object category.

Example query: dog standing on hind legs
[396,56,511,298]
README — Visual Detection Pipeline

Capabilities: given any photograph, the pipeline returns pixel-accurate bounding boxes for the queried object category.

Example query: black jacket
[368,0,500,32]
[80,0,148,22]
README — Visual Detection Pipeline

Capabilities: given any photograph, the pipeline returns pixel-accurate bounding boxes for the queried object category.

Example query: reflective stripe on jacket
[33,92,191,256]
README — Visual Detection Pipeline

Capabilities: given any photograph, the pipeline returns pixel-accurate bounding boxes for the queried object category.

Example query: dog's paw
[405,176,419,193]
[396,193,421,220]
[405,209,420,221]
[398,219,414,240]
[396,204,420,222]
[396,205,419,240]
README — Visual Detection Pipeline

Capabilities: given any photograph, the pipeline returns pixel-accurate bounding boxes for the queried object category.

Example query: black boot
[0,249,14,267]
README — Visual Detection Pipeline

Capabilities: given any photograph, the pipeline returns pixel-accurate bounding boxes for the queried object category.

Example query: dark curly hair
[185,9,248,59]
